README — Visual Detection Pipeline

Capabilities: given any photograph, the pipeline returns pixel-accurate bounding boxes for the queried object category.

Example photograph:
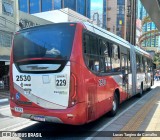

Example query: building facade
[142,22,159,48]
[137,0,160,49]
[117,0,126,38]
[103,0,107,29]
[0,0,18,58]
[19,0,91,18]
[106,0,127,39]
[0,0,52,89]
[0,0,19,85]
[33,8,92,23]
[19,0,108,29]
[106,0,117,34]
[136,19,142,45]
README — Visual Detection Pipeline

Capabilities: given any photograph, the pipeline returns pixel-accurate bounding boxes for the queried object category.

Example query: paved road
[0,81,159,140]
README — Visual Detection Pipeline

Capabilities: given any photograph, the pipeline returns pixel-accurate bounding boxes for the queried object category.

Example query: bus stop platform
[91,82,160,140]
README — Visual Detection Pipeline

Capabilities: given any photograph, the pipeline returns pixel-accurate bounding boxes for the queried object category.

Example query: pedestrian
[155,72,159,81]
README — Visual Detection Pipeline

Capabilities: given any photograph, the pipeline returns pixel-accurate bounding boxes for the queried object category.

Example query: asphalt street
[0,81,159,140]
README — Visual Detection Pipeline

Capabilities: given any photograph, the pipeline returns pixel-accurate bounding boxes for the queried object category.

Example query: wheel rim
[113,99,116,111]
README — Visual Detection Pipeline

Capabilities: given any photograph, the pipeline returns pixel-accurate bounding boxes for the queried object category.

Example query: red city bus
[10,22,154,125]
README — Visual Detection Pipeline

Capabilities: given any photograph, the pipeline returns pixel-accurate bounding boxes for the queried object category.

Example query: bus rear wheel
[109,94,118,117]
[138,84,143,98]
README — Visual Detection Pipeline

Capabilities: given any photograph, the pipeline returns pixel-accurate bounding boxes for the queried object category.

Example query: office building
[18,0,91,18]
[33,8,92,23]
[103,0,107,29]
[136,19,142,45]
[19,0,108,29]
[106,0,127,39]
[106,0,117,34]
[0,0,51,88]
[117,0,126,38]
[0,0,19,83]
[137,0,160,49]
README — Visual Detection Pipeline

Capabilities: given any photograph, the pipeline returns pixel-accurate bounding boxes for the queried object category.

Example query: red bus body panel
[10,23,129,125]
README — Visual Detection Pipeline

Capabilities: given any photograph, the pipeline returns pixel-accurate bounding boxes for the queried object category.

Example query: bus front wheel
[109,94,118,117]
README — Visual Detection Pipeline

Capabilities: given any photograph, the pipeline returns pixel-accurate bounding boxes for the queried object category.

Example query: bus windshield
[13,23,76,62]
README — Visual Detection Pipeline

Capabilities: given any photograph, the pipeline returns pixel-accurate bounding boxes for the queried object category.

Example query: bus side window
[148,59,151,72]
[84,54,89,66]
[83,34,90,54]
[111,44,120,72]
[128,50,131,73]
[83,32,99,73]
[141,57,144,73]
[89,60,94,70]
[94,61,100,72]
[136,54,141,72]
[99,39,111,73]
[99,40,105,73]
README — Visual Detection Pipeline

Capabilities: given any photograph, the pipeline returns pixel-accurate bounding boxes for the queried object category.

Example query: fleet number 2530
[16,75,31,81]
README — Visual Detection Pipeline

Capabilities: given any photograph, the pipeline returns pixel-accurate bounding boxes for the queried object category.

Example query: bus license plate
[33,116,45,122]
[15,107,23,113]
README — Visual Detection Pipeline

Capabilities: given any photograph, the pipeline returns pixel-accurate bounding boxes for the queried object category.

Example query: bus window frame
[82,30,100,75]
[82,29,122,76]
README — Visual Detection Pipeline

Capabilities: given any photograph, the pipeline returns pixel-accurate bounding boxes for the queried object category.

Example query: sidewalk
[92,81,160,139]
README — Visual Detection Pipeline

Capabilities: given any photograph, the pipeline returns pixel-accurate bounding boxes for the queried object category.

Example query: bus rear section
[10,23,87,125]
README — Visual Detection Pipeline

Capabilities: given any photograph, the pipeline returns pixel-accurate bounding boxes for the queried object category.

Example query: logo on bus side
[54,91,67,95]
[24,88,32,95]
[99,79,107,86]
[16,93,20,100]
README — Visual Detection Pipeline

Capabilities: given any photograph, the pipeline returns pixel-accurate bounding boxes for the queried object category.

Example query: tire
[109,94,118,117]
[138,84,143,98]
[148,81,152,91]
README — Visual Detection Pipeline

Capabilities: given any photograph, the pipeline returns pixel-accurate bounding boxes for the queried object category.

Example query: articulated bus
[10,22,154,125]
